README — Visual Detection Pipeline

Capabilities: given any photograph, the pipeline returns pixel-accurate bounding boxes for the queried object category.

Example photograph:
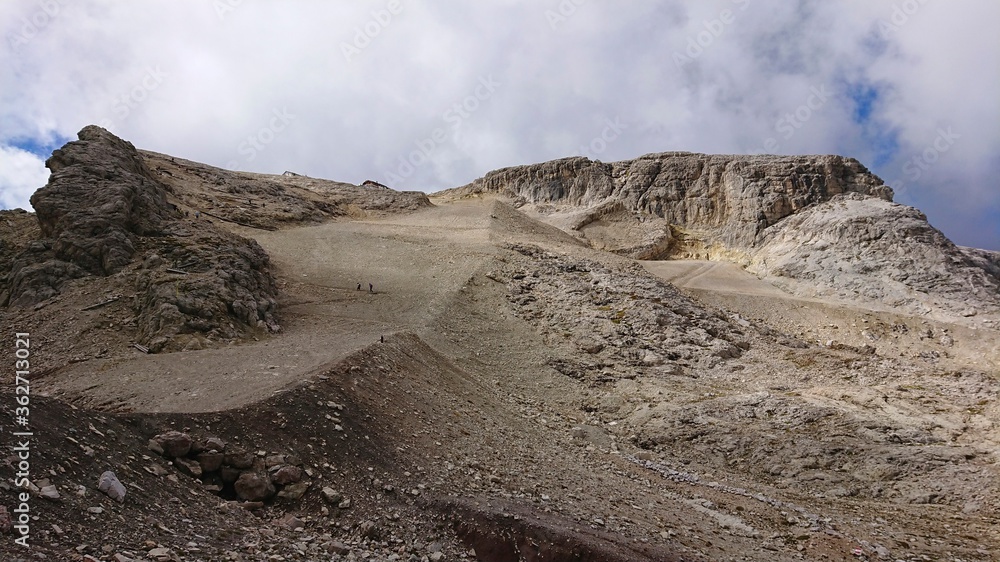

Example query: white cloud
[0,0,997,249]
[0,145,48,210]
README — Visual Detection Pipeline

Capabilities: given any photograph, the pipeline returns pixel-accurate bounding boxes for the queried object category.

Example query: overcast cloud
[1,0,998,249]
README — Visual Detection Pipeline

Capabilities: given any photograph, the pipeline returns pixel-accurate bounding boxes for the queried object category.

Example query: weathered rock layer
[447,152,999,318]
[6,126,280,351]
[456,152,891,248]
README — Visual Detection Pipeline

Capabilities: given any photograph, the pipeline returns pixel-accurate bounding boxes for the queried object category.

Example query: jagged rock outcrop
[5,126,281,351]
[447,152,999,318]
[455,153,891,249]
[31,126,178,275]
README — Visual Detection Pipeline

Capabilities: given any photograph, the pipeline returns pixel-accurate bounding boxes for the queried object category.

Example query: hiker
[369,283,373,293]
[357,283,361,291]
[380,335,384,343]
[195,211,200,219]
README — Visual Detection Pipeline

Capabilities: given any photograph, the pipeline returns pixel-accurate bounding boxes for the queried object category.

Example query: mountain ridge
[440,151,1000,320]
[1,126,997,561]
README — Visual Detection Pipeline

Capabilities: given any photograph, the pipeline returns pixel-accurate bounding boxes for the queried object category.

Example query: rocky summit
[0,127,997,562]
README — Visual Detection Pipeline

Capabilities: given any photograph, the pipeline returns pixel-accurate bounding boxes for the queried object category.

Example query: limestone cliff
[454,153,891,249]
[445,152,998,318]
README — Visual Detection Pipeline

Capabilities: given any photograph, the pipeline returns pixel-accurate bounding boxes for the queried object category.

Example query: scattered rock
[224,449,254,469]
[234,472,275,502]
[321,487,343,505]
[277,481,310,501]
[174,457,203,479]
[271,465,303,485]
[152,431,193,458]
[39,484,61,500]
[197,450,225,473]
[98,471,126,503]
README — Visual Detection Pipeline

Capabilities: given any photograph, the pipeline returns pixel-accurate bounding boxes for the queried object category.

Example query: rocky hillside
[0,126,431,356]
[444,152,1000,319]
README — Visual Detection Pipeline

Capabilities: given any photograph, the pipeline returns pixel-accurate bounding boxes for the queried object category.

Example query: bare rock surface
[443,152,1000,320]
[31,126,176,275]
[749,193,1000,318]
[449,152,890,249]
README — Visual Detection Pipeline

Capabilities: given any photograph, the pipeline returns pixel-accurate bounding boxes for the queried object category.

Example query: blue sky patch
[10,133,72,158]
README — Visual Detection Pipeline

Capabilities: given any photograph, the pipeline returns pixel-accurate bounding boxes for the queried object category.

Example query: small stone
[204,437,227,452]
[224,449,254,469]
[358,520,379,539]
[197,451,225,473]
[98,471,127,502]
[148,439,165,456]
[88,506,104,514]
[321,487,342,505]
[265,454,287,468]
[277,481,310,501]
[328,541,349,555]
[148,547,173,561]
[337,498,351,509]
[234,472,275,502]
[271,465,304,485]
[144,464,169,477]
[174,457,203,479]
[276,513,305,530]
[151,431,193,458]
[39,484,61,500]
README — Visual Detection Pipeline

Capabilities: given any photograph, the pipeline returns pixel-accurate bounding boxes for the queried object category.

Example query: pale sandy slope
[41,197,998,410]
[40,200,501,412]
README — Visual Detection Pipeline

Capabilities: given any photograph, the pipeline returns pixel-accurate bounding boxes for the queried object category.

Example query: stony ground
[0,159,997,561]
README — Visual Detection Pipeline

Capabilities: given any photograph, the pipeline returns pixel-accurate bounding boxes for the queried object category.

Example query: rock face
[31,125,176,275]
[749,194,1000,315]
[456,153,891,249]
[449,152,999,317]
[5,126,282,351]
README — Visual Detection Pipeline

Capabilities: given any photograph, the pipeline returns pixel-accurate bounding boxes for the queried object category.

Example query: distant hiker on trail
[195,211,200,219]
[369,283,373,293]
[357,283,361,291]
[380,335,384,343]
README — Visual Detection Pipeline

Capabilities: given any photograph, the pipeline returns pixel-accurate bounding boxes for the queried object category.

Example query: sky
[1,1,998,250]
